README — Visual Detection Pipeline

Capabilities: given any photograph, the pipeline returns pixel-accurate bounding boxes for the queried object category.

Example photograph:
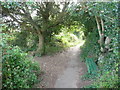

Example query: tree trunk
[95,16,105,52]
[36,33,44,54]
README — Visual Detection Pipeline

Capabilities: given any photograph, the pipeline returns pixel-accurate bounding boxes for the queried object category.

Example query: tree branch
[62,2,69,12]
[101,18,104,33]
[22,3,42,35]
[95,16,102,37]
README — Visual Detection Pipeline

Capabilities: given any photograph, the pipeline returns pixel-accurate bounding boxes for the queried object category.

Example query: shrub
[2,46,40,89]
[93,71,119,88]
[85,71,119,88]
[80,30,100,62]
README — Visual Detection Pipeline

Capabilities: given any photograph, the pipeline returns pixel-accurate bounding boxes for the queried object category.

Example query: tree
[70,2,118,53]
[1,2,69,54]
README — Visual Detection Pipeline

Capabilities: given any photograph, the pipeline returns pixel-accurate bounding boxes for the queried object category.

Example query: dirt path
[34,44,92,88]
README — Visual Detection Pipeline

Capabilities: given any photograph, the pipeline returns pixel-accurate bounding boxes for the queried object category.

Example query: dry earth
[34,44,92,88]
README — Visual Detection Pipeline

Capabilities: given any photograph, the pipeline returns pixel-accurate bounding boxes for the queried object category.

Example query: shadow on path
[34,44,92,88]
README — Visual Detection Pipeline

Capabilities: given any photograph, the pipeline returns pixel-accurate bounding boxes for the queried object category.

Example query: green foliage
[2,32,41,89]
[13,30,29,50]
[2,46,40,89]
[43,32,80,55]
[68,4,97,36]
[45,44,64,55]
[85,71,119,88]
[12,30,39,52]
[94,72,119,88]
[81,72,99,81]
[80,32,100,80]
[55,32,79,47]
[80,30,100,61]
[80,2,119,88]
[1,2,119,89]
[41,24,84,55]
[55,25,83,47]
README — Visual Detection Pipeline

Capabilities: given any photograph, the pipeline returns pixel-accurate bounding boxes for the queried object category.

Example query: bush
[81,28,119,88]
[2,46,40,89]
[80,30,100,62]
[93,72,119,88]
[85,71,119,88]
[45,44,64,55]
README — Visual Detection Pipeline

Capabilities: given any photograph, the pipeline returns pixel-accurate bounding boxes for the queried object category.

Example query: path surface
[34,44,92,88]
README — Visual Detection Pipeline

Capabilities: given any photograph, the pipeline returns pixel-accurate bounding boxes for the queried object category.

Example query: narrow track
[34,44,92,88]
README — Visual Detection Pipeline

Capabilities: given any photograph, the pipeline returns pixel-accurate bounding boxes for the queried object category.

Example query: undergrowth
[80,28,119,88]
[2,33,41,89]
